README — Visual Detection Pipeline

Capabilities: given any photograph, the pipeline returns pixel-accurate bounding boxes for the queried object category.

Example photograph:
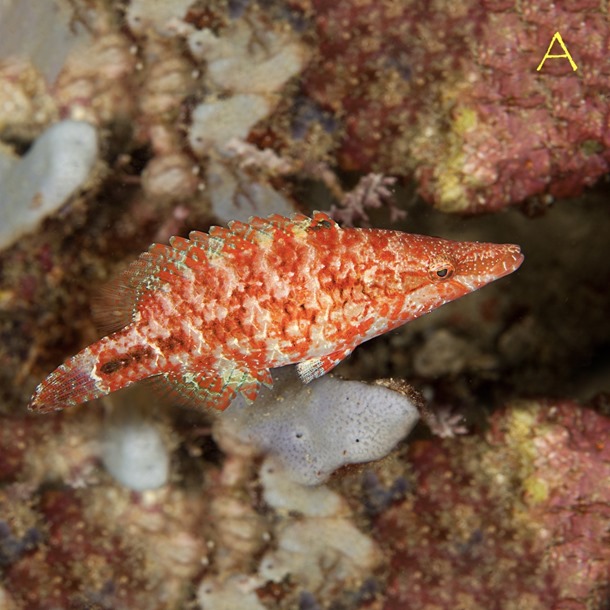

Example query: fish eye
[429,261,455,281]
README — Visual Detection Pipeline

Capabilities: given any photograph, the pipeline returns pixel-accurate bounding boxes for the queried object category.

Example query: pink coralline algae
[376,399,610,610]
[300,0,610,212]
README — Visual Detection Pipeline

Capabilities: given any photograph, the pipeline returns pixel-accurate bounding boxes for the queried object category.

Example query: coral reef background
[0,1,609,609]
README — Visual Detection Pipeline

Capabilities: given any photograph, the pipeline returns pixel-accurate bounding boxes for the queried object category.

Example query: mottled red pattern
[30,212,522,412]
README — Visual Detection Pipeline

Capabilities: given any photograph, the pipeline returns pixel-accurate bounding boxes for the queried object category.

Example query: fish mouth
[491,244,524,279]
[453,243,524,292]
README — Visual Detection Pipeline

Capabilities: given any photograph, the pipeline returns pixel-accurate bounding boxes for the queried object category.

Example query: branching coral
[329,173,404,227]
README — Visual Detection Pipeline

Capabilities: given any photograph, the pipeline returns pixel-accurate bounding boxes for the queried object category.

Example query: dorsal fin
[188,230,209,245]
[169,235,190,250]
[220,211,336,246]
[221,215,281,245]
[93,213,335,333]
[225,219,249,235]
[92,239,197,333]
[308,210,338,230]
[246,212,313,237]
[92,252,157,333]
[208,226,232,239]
[249,212,310,232]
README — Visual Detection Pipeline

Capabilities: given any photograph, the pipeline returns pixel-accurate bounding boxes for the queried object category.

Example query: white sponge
[224,369,421,485]
[102,416,169,492]
[0,120,98,249]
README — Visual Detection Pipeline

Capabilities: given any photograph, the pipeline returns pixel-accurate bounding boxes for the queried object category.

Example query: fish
[29,211,523,413]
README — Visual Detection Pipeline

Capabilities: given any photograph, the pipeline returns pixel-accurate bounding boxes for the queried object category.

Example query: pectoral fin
[296,347,353,384]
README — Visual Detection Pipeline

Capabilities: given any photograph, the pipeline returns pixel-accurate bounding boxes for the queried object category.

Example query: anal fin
[296,347,353,384]
[162,371,238,412]
[161,365,272,411]
[253,368,273,387]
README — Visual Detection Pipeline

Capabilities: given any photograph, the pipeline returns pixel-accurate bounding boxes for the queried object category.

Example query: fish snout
[451,241,524,292]
[491,244,524,278]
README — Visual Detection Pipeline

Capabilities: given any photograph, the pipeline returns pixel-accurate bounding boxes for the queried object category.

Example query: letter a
[536,32,578,71]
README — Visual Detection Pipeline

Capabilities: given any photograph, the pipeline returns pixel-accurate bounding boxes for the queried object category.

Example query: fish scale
[30,211,523,413]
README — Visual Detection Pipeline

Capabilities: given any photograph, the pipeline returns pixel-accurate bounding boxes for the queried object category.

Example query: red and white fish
[30,212,523,412]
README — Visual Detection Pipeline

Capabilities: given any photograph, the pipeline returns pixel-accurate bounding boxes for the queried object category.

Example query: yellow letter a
[537,32,578,71]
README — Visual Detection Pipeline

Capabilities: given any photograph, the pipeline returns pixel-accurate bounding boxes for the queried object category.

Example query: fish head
[397,234,524,319]
[425,236,524,291]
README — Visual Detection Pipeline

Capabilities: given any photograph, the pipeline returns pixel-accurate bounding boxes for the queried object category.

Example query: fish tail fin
[29,325,153,413]
[29,347,106,413]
